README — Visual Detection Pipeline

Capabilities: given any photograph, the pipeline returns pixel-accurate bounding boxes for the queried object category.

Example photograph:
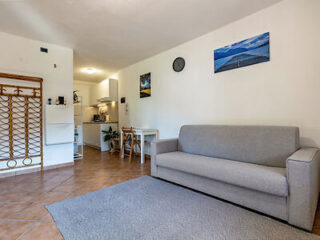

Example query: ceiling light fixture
[82,68,101,74]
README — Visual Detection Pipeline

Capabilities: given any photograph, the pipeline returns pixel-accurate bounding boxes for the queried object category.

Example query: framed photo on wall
[140,72,151,98]
[214,32,270,73]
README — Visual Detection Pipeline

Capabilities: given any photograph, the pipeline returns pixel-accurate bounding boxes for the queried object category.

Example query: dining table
[120,128,159,164]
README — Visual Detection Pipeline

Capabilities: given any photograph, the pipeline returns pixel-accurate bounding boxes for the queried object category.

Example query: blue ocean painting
[214,32,270,73]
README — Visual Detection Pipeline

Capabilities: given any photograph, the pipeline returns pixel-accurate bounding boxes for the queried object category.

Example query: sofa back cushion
[178,125,299,167]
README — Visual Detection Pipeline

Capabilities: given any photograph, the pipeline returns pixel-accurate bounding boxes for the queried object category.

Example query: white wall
[73,81,98,123]
[74,81,92,106]
[0,31,74,172]
[117,0,320,147]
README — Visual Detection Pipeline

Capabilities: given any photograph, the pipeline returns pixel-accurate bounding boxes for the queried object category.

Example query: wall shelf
[74,96,83,160]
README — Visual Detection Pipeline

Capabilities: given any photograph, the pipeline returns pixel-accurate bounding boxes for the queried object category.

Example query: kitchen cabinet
[90,79,118,105]
[83,123,118,151]
[83,123,100,148]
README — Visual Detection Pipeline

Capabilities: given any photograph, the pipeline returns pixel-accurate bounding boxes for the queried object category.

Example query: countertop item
[83,121,119,124]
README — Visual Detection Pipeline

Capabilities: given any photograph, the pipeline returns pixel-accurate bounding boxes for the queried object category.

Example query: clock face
[173,57,185,72]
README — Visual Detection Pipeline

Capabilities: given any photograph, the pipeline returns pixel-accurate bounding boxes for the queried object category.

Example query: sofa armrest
[287,147,320,231]
[151,138,178,177]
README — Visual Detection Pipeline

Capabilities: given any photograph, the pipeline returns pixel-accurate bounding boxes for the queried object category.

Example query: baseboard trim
[84,143,101,150]
[43,162,74,171]
[0,162,74,179]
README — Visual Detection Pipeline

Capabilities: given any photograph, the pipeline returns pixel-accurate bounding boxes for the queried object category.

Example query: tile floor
[0,146,319,239]
[0,146,150,240]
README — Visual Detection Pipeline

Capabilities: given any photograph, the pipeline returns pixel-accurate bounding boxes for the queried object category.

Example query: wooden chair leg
[129,137,134,162]
[135,136,141,152]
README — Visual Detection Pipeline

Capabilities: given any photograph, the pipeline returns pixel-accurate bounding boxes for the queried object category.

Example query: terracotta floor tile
[8,203,48,220]
[0,147,150,238]
[39,191,70,204]
[0,192,34,203]
[7,183,42,193]
[40,212,54,223]
[0,185,13,193]
[50,183,83,193]
[23,191,45,203]
[68,188,91,198]
[18,222,63,240]
[0,203,32,219]
[0,220,35,240]
[26,191,69,204]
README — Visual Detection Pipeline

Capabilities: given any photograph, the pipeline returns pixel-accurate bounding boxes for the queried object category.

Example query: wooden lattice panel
[28,97,41,158]
[0,73,43,171]
[0,95,10,160]
[12,96,27,159]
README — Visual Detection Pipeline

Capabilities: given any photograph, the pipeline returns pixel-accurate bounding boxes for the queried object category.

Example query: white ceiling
[0,0,281,82]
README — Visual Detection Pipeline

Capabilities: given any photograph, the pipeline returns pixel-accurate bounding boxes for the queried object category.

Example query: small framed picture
[140,73,151,98]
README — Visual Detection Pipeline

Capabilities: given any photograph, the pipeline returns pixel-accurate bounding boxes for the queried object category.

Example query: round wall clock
[173,57,185,72]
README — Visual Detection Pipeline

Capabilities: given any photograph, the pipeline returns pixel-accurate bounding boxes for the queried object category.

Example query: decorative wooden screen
[0,73,43,171]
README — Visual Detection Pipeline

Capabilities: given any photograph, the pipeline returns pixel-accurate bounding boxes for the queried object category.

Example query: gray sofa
[151,125,320,231]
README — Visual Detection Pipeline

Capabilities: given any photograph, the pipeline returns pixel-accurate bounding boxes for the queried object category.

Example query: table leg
[140,134,145,164]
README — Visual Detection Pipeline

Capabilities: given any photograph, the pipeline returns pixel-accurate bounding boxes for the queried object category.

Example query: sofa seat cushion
[156,151,288,197]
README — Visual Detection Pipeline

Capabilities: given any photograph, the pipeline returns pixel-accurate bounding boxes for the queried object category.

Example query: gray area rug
[47,176,320,240]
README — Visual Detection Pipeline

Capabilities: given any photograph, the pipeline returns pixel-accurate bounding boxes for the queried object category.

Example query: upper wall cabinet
[90,79,118,105]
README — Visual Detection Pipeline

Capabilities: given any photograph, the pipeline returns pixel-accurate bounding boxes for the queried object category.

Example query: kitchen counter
[83,121,119,124]
[83,122,118,151]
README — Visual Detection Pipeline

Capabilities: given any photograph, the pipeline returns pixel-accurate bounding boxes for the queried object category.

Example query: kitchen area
[74,76,159,163]
[74,78,119,157]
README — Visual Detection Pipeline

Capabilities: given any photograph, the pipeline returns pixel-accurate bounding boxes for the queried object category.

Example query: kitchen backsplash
[98,102,118,122]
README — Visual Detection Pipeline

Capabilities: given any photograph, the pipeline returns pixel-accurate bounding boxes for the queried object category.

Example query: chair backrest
[178,125,300,168]
[121,127,135,135]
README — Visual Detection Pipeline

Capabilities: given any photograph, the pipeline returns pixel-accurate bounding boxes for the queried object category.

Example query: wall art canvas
[214,32,270,73]
[140,72,151,98]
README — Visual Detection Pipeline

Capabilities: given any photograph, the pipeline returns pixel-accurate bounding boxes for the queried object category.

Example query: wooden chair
[121,127,141,162]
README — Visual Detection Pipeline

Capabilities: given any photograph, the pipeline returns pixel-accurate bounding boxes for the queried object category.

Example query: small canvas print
[140,72,151,98]
[214,32,270,73]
